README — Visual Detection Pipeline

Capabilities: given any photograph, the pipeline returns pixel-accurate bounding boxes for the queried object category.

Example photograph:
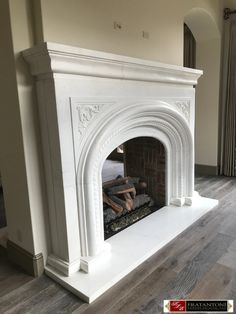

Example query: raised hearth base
[45,196,218,303]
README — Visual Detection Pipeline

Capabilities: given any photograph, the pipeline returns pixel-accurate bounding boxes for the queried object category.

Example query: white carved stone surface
[76,104,102,134]
[23,42,218,303]
[45,196,218,303]
[175,100,191,122]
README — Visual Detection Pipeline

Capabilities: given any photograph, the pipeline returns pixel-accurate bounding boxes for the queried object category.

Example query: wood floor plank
[165,234,233,298]
[136,233,234,314]
[7,284,65,314]
[228,239,236,252]
[45,292,84,314]
[199,177,236,200]
[0,273,33,298]
[169,208,236,272]
[188,263,236,299]
[0,276,52,313]
[219,213,236,238]
[195,176,219,194]
[218,250,236,271]
[100,267,176,314]
[3,278,83,314]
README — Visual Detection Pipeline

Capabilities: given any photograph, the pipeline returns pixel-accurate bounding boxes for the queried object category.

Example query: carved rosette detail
[175,100,190,122]
[76,104,102,135]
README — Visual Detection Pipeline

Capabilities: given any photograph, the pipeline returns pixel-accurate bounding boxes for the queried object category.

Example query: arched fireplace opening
[102,137,166,239]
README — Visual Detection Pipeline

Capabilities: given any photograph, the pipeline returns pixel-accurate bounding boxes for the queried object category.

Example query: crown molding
[23,42,202,85]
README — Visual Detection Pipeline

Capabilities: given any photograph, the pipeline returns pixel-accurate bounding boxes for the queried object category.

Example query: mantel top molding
[23,42,202,85]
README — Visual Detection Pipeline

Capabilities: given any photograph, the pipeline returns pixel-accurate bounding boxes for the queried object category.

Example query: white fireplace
[23,43,218,303]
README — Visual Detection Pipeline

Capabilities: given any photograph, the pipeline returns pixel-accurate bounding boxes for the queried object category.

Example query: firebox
[103,137,166,239]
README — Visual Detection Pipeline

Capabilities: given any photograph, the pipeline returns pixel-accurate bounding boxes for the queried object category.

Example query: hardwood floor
[0,175,236,313]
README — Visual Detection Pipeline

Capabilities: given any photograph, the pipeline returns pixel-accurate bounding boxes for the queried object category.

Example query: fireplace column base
[170,197,186,206]
[47,255,81,277]
[80,242,111,273]
[170,191,201,206]
[45,196,218,303]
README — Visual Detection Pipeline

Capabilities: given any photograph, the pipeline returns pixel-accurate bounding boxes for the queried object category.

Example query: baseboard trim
[7,240,44,277]
[195,164,218,176]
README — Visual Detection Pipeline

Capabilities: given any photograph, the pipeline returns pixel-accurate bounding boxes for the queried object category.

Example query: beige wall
[0,0,223,261]
[184,5,222,167]
[0,0,49,258]
[0,0,35,252]
[8,0,50,257]
[40,0,222,65]
[195,38,221,166]
[40,0,222,167]
[224,0,236,9]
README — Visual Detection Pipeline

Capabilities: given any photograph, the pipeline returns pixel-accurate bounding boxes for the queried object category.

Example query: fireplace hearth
[23,42,218,303]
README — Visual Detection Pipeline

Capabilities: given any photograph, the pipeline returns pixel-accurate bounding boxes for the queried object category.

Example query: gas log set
[103,176,157,239]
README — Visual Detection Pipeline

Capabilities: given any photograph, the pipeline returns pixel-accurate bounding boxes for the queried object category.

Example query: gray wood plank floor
[1,175,236,313]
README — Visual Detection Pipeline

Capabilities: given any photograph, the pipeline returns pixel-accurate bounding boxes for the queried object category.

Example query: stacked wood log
[103,176,147,214]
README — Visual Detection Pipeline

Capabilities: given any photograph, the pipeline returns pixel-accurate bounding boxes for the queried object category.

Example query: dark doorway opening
[0,187,7,229]
[184,23,196,69]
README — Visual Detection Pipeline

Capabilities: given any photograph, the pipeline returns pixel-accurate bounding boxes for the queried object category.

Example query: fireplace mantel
[23,42,202,84]
[23,43,218,303]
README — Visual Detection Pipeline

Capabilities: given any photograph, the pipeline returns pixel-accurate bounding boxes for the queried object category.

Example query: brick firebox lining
[124,137,166,207]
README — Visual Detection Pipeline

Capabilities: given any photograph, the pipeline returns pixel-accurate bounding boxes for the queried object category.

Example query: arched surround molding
[76,101,194,257]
